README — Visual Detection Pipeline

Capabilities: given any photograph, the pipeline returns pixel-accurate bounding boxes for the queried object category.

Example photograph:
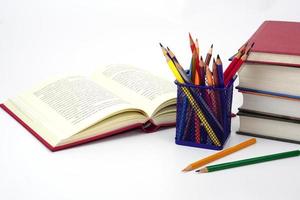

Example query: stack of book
[236,20,300,144]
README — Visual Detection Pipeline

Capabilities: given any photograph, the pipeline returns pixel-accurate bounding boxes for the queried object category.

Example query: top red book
[246,20,300,66]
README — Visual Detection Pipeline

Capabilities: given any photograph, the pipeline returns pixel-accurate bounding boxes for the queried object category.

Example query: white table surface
[1,0,300,199]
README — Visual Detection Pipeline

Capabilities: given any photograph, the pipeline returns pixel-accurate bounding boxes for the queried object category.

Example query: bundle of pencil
[160,33,227,146]
[159,42,222,146]
[160,33,253,147]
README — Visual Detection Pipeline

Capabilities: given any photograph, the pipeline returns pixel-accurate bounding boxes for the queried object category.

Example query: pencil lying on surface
[182,138,256,172]
[160,43,221,146]
[197,149,300,173]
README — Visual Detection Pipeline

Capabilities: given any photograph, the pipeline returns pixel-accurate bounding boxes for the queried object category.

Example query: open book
[1,65,177,151]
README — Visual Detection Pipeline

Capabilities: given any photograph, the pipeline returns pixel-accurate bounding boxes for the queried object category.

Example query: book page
[91,65,177,116]
[12,76,137,140]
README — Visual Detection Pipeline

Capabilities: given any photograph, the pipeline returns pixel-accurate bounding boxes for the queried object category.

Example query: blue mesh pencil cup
[175,77,236,150]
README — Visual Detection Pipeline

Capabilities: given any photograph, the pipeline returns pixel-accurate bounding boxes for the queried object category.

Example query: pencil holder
[175,77,236,150]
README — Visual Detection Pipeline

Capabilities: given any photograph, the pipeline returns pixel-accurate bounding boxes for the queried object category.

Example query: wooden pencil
[224,42,254,85]
[216,54,224,87]
[223,42,248,78]
[205,65,214,86]
[182,138,256,172]
[197,149,300,173]
[199,56,206,86]
[189,33,197,53]
[212,58,219,86]
[189,33,201,85]
[192,40,201,144]
[205,64,219,119]
[211,58,222,122]
[166,46,191,83]
[204,44,213,66]
[195,38,200,55]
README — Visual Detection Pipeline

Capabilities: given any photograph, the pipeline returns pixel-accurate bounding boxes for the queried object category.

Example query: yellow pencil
[160,44,184,83]
[182,138,256,172]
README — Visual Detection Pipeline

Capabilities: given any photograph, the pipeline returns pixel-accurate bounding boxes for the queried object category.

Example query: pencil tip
[217,54,220,59]
[182,166,193,172]
[196,168,208,173]
[167,46,170,51]
[189,33,194,42]
[159,43,163,47]
[211,44,213,48]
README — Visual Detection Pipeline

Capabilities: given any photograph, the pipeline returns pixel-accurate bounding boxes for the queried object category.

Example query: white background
[1,0,300,199]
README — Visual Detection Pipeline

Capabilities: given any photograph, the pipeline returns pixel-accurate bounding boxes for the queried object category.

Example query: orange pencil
[182,138,256,172]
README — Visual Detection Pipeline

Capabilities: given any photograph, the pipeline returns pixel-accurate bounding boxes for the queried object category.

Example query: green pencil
[196,150,300,173]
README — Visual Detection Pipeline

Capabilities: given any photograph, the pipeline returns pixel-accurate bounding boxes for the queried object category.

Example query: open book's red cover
[246,20,300,66]
[0,104,175,152]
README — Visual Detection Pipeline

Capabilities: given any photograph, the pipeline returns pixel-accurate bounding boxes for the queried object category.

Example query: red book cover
[0,103,175,151]
[246,20,300,67]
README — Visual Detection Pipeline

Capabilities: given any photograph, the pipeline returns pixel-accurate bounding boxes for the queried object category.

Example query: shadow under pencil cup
[175,78,235,150]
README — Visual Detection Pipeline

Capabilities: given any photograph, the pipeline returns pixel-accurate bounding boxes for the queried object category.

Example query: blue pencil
[216,55,225,141]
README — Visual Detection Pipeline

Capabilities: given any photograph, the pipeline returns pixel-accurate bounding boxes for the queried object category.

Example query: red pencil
[223,42,248,78]
[189,33,197,53]
[189,33,201,84]
[224,42,254,85]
